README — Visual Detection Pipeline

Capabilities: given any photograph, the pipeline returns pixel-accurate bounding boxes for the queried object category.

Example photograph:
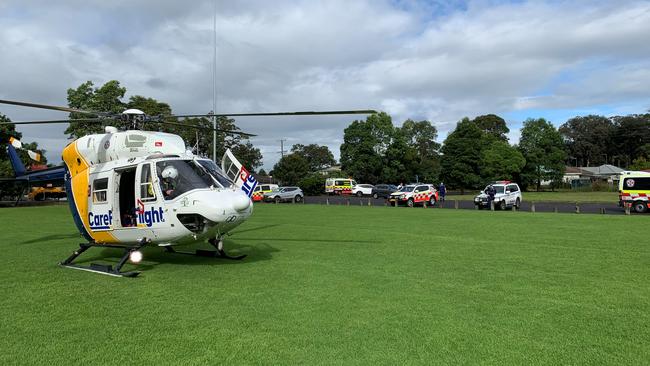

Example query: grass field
[1,204,648,365]
[447,190,618,203]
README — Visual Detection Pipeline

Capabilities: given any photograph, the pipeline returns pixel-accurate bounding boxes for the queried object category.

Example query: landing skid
[59,242,146,278]
[164,238,247,260]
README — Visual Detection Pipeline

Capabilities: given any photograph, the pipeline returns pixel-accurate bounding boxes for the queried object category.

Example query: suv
[371,184,398,199]
[389,184,438,207]
[474,181,522,210]
[352,184,374,197]
[263,187,304,203]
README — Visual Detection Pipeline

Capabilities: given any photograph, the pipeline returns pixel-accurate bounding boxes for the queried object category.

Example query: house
[561,164,624,188]
[317,165,342,176]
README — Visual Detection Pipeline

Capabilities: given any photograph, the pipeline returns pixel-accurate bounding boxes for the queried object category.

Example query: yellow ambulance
[325,178,356,195]
[619,171,650,213]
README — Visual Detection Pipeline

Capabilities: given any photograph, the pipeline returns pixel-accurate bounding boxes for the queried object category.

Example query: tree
[612,114,650,168]
[559,115,614,167]
[64,81,263,171]
[258,168,267,176]
[440,118,484,192]
[271,153,309,186]
[473,114,509,142]
[66,80,127,138]
[340,112,394,183]
[298,173,326,195]
[401,119,441,182]
[291,144,336,172]
[380,128,416,183]
[480,141,525,182]
[518,118,567,191]
[629,156,650,171]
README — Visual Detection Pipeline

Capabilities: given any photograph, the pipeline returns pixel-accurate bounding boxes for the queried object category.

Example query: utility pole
[212,0,217,162]
[279,139,286,158]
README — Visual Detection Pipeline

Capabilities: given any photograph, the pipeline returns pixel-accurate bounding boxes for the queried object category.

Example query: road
[285,195,628,215]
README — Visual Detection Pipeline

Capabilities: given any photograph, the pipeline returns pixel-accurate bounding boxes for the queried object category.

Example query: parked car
[263,186,304,203]
[352,184,374,197]
[474,181,522,210]
[389,184,438,207]
[371,184,398,199]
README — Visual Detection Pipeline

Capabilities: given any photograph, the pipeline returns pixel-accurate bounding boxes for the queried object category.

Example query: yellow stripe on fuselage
[62,141,118,244]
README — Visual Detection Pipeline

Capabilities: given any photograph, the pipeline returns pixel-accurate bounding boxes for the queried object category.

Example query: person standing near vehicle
[486,184,496,208]
[438,182,446,202]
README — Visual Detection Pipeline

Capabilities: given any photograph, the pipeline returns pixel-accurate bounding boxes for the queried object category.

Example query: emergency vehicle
[474,181,522,210]
[325,178,357,195]
[389,184,438,207]
[251,184,279,202]
[618,171,650,213]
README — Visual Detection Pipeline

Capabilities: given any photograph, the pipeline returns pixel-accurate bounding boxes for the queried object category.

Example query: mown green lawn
[448,190,618,203]
[0,204,648,365]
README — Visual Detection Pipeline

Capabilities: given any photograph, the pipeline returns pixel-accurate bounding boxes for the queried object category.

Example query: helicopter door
[114,166,137,229]
[221,148,258,198]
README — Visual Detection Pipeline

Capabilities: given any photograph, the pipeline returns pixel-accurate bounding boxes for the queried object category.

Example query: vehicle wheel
[294,195,303,203]
[373,193,378,199]
[274,196,281,204]
[477,204,483,210]
[429,196,436,206]
[407,198,414,207]
[633,201,647,213]
[515,198,521,209]
[355,191,362,197]
[500,200,507,210]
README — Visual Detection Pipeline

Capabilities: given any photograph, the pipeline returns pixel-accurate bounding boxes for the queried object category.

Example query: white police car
[474,181,522,210]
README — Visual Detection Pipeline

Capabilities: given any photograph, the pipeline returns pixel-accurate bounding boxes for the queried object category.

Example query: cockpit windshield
[155,159,233,200]
[196,159,234,188]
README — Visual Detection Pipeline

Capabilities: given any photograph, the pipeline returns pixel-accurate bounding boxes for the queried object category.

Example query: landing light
[129,250,143,264]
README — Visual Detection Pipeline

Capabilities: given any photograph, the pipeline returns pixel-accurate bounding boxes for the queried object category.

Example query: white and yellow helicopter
[0,99,375,277]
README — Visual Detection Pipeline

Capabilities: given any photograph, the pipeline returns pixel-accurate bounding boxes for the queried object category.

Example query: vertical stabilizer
[7,143,27,177]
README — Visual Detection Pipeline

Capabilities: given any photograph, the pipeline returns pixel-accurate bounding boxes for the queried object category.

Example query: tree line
[270,112,650,192]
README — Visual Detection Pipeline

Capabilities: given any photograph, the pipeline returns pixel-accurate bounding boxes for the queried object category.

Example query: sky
[1,0,649,169]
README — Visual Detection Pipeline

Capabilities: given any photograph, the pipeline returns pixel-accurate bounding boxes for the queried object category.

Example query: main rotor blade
[171,109,378,118]
[0,118,105,125]
[160,120,257,137]
[0,99,111,116]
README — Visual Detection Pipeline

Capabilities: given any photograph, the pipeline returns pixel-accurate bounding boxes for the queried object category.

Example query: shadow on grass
[230,223,282,234]
[19,233,80,244]
[64,240,279,274]
[235,237,375,244]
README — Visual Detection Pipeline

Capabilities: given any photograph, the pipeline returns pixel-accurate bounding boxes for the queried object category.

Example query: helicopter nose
[232,192,251,212]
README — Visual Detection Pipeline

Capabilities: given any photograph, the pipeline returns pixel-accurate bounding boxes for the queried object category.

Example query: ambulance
[325,178,357,195]
[618,171,650,213]
[251,184,279,202]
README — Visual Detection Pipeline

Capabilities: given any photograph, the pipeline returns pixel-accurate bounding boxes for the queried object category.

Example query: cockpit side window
[140,163,156,201]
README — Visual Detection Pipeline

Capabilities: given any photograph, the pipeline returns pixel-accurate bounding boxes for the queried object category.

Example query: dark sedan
[371,184,398,199]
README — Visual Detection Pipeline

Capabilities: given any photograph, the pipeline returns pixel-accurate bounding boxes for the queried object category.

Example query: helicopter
[0,98,376,277]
